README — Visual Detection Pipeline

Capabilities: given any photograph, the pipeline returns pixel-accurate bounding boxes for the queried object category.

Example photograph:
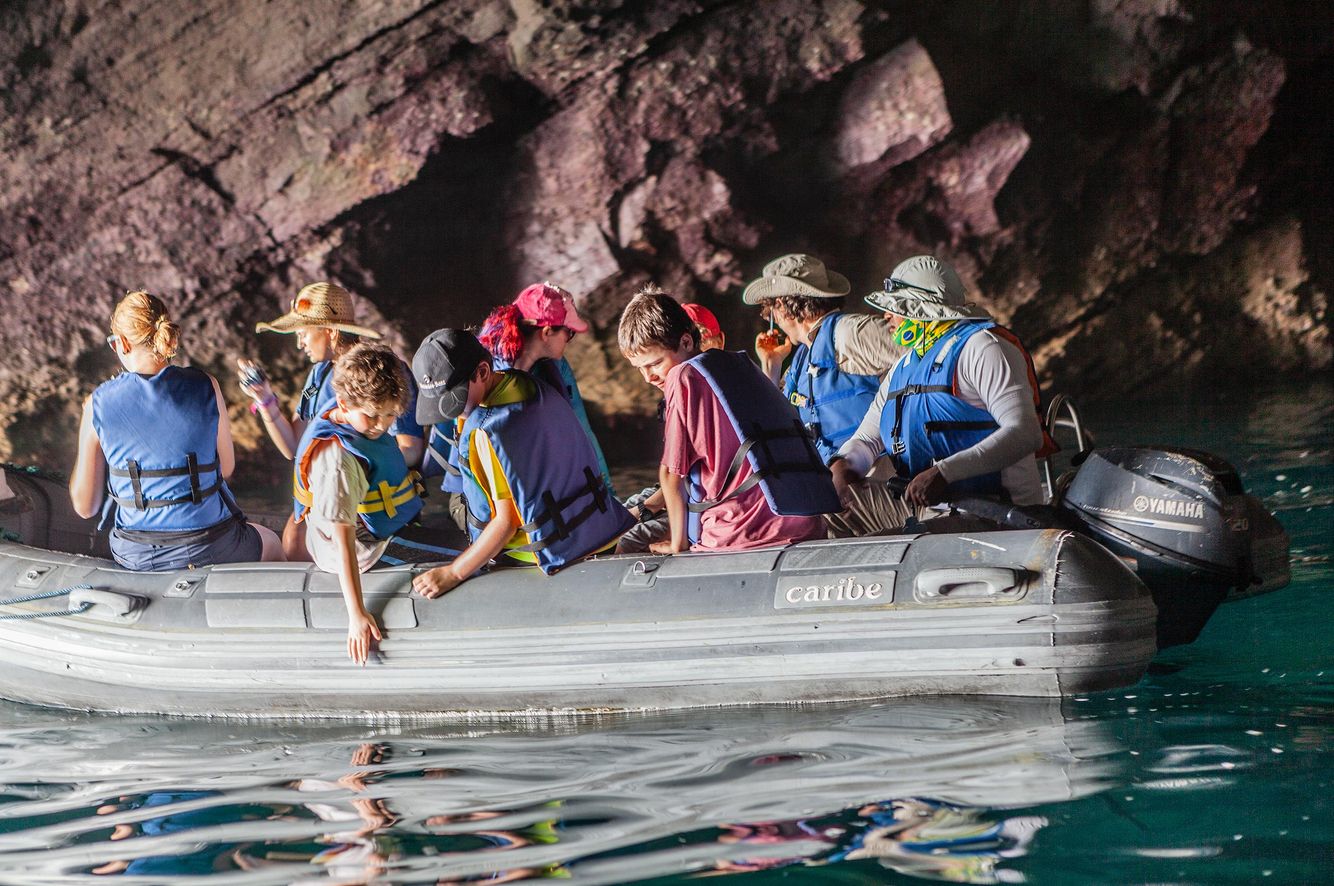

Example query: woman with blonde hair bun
[69,291,284,570]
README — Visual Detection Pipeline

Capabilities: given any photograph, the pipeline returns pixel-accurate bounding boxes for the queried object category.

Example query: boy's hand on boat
[413,564,462,599]
[905,464,948,507]
[649,539,687,555]
[347,611,382,665]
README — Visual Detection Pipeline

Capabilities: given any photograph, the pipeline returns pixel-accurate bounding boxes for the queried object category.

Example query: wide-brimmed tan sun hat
[864,255,992,322]
[741,254,851,304]
[254,282,383,338]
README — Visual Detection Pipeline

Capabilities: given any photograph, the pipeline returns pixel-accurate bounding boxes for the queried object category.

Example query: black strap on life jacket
[514,467,611,553]
[299,362,334,420]
[886,384,952,454]
[466,507,489,531]
[687,419,824,513]
[425,426,463,477]
[923,420,999,434]
[108,452,222,511]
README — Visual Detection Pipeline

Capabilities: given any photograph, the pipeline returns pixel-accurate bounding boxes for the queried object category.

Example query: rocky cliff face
[1,0,1328,468]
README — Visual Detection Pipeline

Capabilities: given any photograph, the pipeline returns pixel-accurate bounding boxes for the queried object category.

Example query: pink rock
[830,38,953,174]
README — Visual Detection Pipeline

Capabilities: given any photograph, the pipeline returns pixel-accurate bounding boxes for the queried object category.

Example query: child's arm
[411,505,521,599]
[332,520,382,665]
[648,465,689,554]
[395,433,425,471]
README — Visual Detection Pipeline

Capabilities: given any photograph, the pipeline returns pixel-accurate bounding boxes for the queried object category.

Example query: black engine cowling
[1056,446,1289,647]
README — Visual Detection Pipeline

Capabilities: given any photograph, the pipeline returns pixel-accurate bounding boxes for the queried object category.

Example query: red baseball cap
[513,282,589,333]
[682,303,721,339]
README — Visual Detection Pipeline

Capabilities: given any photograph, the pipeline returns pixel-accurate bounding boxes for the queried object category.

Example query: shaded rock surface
[0,0,1329,471]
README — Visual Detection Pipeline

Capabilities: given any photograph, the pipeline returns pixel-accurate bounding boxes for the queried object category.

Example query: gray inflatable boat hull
[0,529,1155,718]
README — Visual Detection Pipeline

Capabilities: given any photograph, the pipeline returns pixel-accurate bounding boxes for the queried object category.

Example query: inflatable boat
[0,423,1288,719]
[0,467,1159,717]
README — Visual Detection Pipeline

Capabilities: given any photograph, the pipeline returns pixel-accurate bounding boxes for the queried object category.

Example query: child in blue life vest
[617,288,837,553]
[421,282,615,534]
[69,291,285,570]
[238,282,425,560]
[407,329,634,600]
[291,343,425,664]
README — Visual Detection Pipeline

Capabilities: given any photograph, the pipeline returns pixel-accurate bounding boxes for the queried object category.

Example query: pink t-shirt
[661,361,826,551]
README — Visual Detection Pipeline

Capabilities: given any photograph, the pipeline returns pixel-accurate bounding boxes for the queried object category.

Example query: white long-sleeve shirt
[837,327,1045,505]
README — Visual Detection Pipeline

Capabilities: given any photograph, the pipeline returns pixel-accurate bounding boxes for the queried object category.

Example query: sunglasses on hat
[883,277,936,295]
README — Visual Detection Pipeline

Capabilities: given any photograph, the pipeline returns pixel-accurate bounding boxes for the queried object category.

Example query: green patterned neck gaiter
[894,319,958,357]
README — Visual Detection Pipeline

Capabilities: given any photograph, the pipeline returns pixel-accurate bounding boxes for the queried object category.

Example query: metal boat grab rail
[1041,393,1090,504]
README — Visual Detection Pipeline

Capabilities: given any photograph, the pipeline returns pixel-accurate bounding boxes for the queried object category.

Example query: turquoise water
[0,384,1328,884]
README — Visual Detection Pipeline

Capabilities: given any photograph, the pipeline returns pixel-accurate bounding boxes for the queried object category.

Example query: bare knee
[251,523,286,562]
[281,516,311,562]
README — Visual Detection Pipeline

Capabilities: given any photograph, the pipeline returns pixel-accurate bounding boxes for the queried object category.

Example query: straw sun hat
[255,282,382,338]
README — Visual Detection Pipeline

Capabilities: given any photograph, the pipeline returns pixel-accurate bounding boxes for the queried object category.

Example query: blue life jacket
[457,371,633,574]
[296,361,336,423]
[293,413,423,538]
[880,321,1005,497]
[92,366,236,533]
[300,355,423,446]
[782,312,882,463]
[493,355,615,496]
[683,350,841,543]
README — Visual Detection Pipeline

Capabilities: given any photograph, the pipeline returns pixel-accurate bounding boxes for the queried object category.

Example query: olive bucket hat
[255,282,383,338]
[864,255,991,322]
[741,254,851,304]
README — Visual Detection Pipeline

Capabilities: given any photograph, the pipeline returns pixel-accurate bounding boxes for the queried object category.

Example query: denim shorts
[109,517,262,572]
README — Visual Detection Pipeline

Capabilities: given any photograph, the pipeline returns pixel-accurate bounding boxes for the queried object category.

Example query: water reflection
[0,697,1121,883]
[835,799,1045,883]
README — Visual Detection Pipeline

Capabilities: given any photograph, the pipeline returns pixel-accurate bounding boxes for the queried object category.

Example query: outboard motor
[1057,446,1290,648]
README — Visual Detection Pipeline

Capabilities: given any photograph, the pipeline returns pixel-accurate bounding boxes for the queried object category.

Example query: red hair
[479,304,526,364]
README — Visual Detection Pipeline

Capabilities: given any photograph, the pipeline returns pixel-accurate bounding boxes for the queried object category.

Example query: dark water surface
[0,384,1329,884]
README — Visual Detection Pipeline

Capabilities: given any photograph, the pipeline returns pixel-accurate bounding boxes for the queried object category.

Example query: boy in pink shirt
[618,287,832,553]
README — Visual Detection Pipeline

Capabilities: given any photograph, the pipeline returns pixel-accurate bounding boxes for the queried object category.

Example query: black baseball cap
[412,329,491,425]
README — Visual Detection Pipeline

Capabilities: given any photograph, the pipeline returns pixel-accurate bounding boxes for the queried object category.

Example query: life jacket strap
[687,420,823,513]
[466,507,489,531]
[109,453,221,511]
[889,384,954,454]
[128,460,144,510]
[299,362,334,419]
[357,473,421,516]
[424,439,462,477]
[108,457,219,480]
[515,467,611,553]
[923,420,999,433]
[110,481,223,510]
[424,425,463,476]
[186,452,202,504]
[880,383,953,401]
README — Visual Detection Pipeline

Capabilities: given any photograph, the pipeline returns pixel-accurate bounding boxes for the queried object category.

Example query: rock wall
[1,0,1329,469]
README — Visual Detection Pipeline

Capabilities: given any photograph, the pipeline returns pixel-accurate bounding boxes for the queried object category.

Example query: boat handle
[913,567,1025,602]
[622,559,660,589]
[69,587,145,622]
